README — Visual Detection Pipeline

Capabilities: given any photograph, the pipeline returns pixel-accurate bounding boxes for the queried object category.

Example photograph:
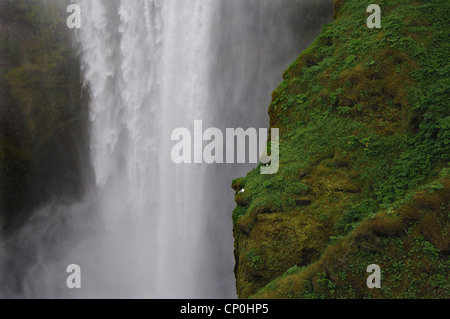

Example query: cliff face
[0,0,90,231]
[232,0,449,298]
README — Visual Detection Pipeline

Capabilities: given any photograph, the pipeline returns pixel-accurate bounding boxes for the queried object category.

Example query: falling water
[0,0,333,298]
[74,0,219,298]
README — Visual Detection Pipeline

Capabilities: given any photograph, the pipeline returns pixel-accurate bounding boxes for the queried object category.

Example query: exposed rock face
[0,0,90,232]
[233,0,449,299]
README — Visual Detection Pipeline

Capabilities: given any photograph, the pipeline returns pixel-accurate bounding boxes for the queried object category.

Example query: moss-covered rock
[0,0,90,231]
[232,0,449,299]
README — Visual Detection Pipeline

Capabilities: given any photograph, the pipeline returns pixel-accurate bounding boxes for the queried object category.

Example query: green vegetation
[232,0,449,299]
[0,0,89,230]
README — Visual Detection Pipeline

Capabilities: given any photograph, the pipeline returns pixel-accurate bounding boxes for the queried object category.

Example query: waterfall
[75,0,218,298]
[0,0,332,298]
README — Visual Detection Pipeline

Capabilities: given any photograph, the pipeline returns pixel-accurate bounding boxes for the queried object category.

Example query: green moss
[0,0,89,229]
[251,175,449,299]
[233,0,450,299]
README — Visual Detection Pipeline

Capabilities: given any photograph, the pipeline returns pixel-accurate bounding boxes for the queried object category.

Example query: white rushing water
[73,0,217,298]
[79,0,211,219]
[0,0,332,298]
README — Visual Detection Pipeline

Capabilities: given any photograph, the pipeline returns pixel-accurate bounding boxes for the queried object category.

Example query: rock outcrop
[233,0,449,299]
[0,0,90,232]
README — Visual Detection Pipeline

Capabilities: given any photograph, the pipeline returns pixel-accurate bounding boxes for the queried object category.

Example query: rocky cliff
[232,0,449,298]
[0,0,90,232]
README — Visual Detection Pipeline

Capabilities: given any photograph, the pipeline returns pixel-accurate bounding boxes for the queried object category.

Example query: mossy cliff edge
[232,0,449,299]
[0,0,90,232]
